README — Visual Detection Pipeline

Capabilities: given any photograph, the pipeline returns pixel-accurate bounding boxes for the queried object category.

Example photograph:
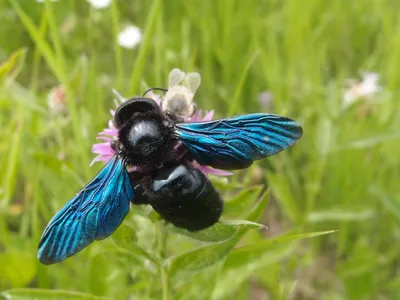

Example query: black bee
[114,97,223,232]
[37,92,302,264]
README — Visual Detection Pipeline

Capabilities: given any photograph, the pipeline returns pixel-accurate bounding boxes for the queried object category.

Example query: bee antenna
[112,89,126,103]
[143,87,168,97]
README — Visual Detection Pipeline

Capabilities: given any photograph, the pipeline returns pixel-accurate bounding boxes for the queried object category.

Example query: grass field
[1,0,400,299]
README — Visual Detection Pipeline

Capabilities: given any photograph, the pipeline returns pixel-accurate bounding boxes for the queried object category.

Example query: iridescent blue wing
[175,113,303,170]
[37,156,134,265]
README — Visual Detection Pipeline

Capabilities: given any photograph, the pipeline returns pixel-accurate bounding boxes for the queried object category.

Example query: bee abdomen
[149,165,223,231]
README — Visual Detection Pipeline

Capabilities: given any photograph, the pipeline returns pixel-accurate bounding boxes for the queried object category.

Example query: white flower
[118,25,142,49]
[86,0,112,9]
[343,72,381,107]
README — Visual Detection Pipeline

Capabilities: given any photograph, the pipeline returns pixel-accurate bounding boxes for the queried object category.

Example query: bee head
[114,97,161,129]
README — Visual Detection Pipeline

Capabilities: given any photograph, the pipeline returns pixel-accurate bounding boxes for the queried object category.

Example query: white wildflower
[118,25,142,49]
[86,0,112,9]
[343,72,381,107]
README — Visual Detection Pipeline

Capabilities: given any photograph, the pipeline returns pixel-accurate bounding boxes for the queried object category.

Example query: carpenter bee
[37,93,303,264]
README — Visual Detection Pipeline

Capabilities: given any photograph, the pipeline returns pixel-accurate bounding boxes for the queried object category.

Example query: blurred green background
[1,0,400,299]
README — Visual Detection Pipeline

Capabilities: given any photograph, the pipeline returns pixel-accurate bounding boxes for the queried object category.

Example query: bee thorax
[162,86,195,119]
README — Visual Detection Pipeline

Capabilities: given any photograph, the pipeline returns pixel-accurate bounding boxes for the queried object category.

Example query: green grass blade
[128,0,162,94]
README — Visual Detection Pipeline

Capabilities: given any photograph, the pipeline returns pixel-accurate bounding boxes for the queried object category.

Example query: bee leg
[131,180,153,205]
[171,141,188,162]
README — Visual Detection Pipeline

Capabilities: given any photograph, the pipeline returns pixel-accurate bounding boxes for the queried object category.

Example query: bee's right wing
[37,156,134,265]
[182,72,201,93]
[175,113,303,170]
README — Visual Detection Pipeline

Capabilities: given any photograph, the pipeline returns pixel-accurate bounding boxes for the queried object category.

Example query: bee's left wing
[182,72,201,93]
[175,113,303,170]
[37,156,134,265]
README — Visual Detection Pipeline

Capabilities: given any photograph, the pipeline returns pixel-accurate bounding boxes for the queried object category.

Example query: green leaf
[370,185,400,221]
[43,0,67,77]
[211,230,336,300]
[128,0,162,94]
[111,223,138,248]
[0,49,27,83]
[267,172,301,224]
[0,251,36,288]
[211,243,297,300]
[337,242,377,299]
[307,208,375,222]
[4,81,46,114]
[242,190,270,223]
[337,242,378,278]
[1,289,111,300]
[208,176,243,190]
[168,238,237,279]
[332,133,400,152]
[9,0,67,83]
[167,220,267,278]
[228,49,261,115]
[89,231,159,266]
[227,230,335,269]
[223,185,264,219]
[316,117,333,156]
[172,219,265,242]
[387,275,400,290]
[166,191,270,278]
[1,112,24,206]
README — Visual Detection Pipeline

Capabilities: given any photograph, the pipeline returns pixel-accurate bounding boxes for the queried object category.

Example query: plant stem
[161,264,170,300]
[157,221,170,300]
